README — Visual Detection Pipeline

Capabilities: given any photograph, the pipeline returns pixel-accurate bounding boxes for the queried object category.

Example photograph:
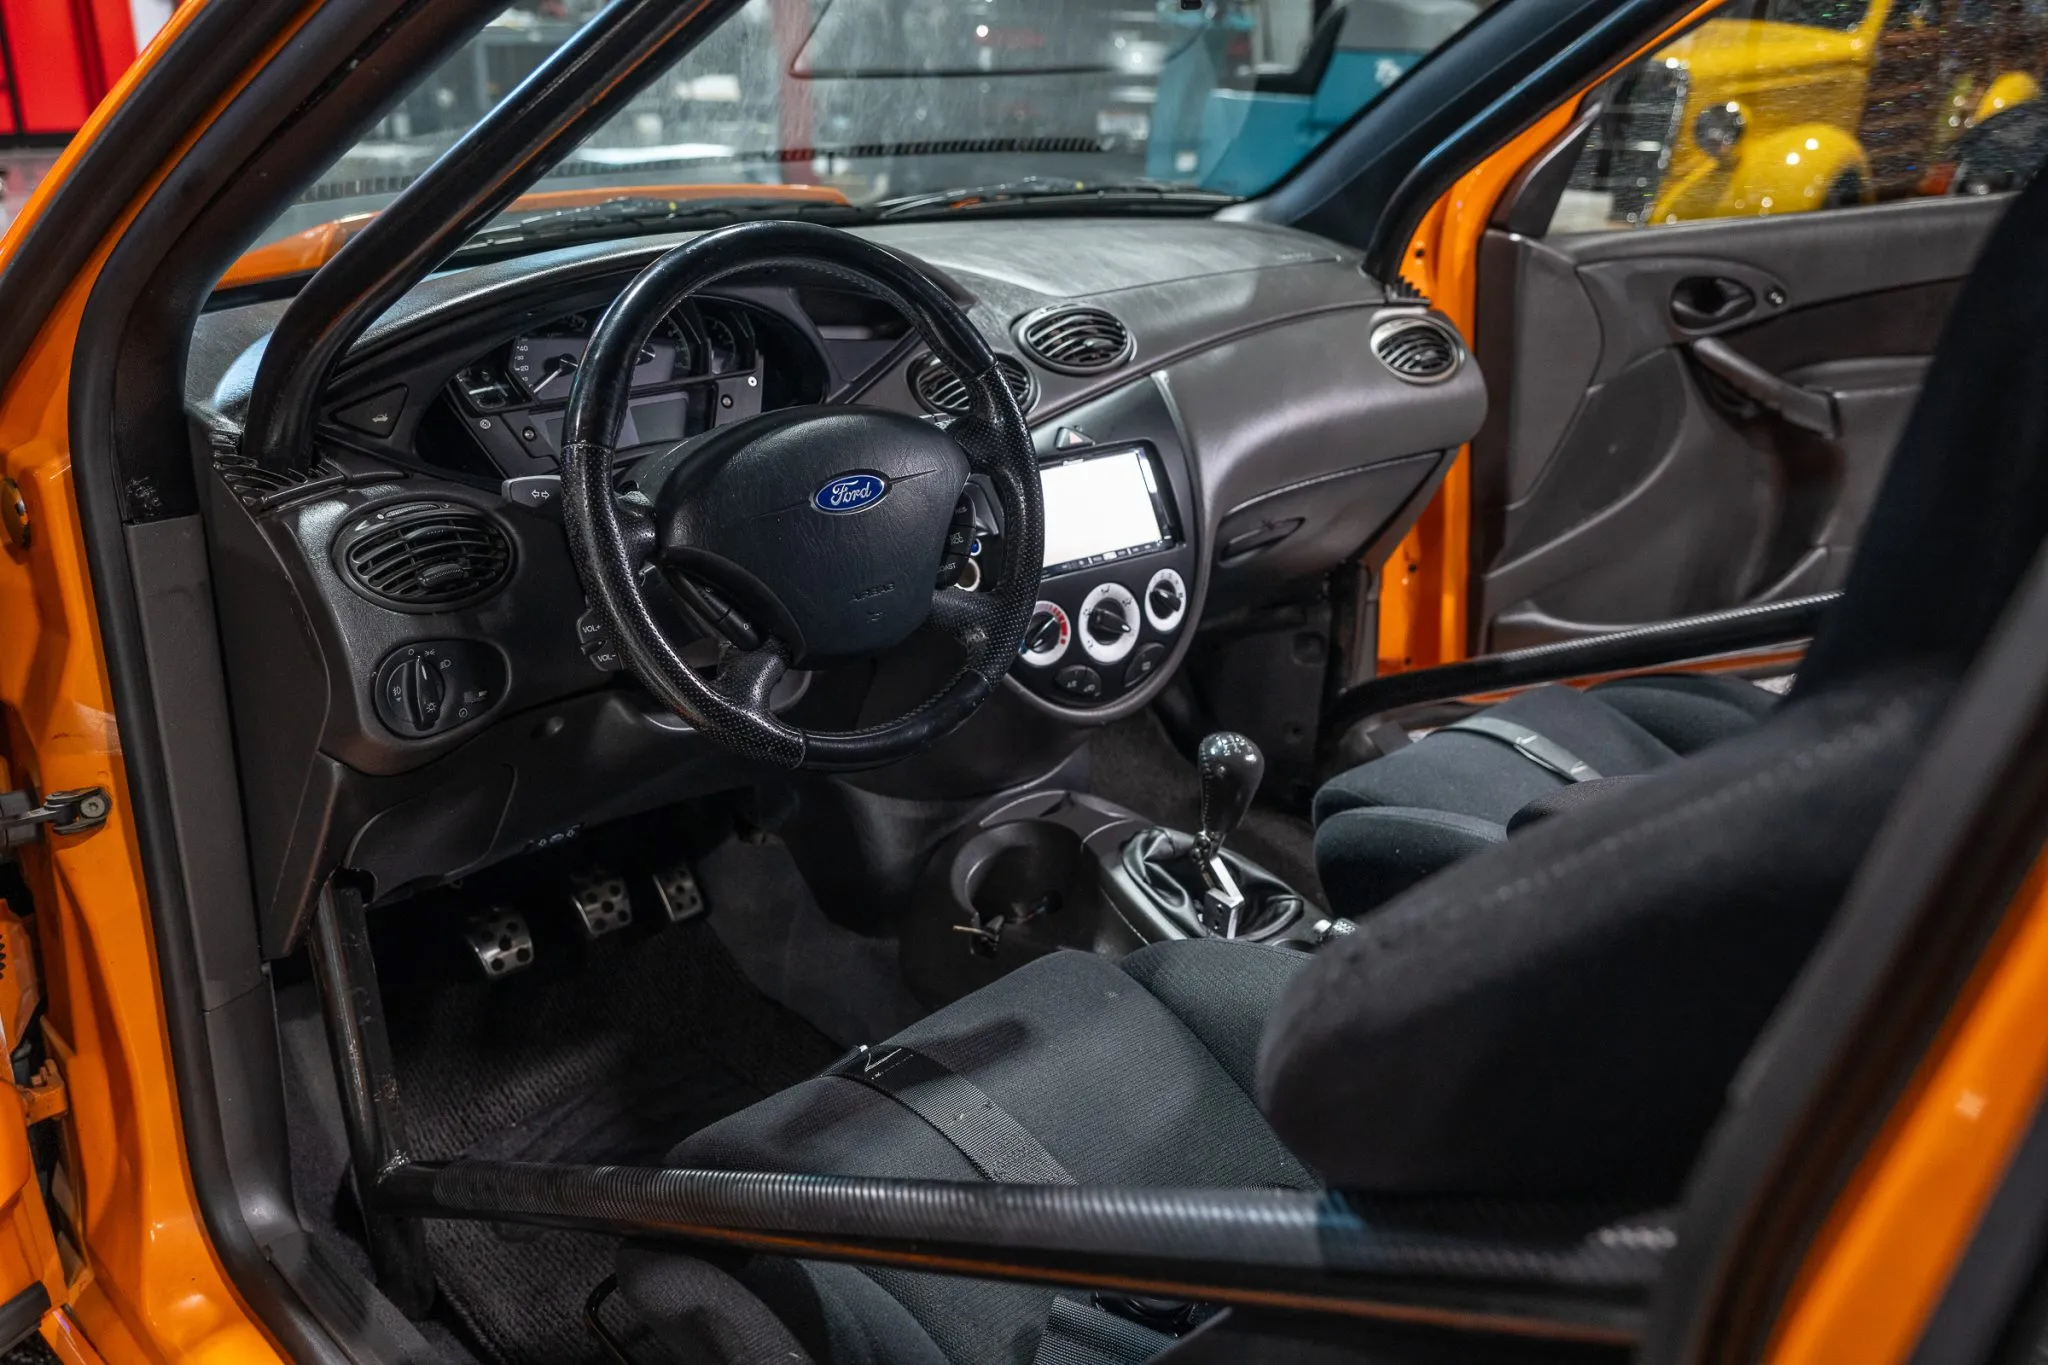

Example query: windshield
[254,0,1494,258]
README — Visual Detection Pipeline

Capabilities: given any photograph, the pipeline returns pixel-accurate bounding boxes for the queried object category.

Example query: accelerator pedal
[651,861,706,924]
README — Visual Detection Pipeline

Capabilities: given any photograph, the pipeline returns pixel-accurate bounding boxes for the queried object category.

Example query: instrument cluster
[441,299,768,481]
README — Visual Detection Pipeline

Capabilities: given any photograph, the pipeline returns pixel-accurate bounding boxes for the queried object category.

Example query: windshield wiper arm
[874,178,1237,220]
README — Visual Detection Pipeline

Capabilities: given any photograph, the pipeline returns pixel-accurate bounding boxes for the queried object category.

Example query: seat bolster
[1313,807,1505,921]
[1119,939,1309,1097]
[1312,685,1679,826]
[1591,674,1778,755]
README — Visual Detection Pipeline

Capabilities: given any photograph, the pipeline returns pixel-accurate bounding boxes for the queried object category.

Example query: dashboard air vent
[214,451,343,507]
[337,502,513,611]
[1371,316,1463,384]
[911,353,1036,417]
[1016,306,1132,375]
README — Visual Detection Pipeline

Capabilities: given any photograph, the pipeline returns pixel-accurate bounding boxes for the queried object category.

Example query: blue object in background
[1148,0,1480,195]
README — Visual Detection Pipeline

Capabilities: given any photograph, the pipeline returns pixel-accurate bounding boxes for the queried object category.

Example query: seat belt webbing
[1031,1297,1173,1365]
[1441,715,1603,783]
[827,1044,1074,1185]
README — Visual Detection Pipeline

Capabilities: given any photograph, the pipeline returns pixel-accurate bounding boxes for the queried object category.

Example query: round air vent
[1015,306,1133,375]
[910,353,1037,417]
[1371,316,1463,384]
[336,502,514,612]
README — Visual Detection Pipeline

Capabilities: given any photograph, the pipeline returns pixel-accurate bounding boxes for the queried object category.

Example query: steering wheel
[559,221,1044,771]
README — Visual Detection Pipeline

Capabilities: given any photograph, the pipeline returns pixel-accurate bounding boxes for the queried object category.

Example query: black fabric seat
[620,165,2048,1365]
[618,942,1311,1365]
[1312,674,1777,917]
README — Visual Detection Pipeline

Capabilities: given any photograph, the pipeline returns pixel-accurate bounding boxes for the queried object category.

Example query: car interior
[27,0,2048,1360]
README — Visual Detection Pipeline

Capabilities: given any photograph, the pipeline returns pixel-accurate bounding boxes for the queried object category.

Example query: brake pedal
[651,861,706,924]
[568,868,633,938]
[465,908,534,978]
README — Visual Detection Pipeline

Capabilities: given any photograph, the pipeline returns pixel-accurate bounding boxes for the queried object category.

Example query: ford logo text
[814,473,890,514]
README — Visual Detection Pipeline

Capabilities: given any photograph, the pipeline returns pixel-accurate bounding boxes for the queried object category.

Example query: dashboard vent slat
[911,354,1036,417]
[1016,306,1132,375]
[1371,317,1463,385]
[337,503,514,611]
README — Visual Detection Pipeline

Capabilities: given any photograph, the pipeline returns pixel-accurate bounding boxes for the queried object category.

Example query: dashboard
[186,217,1486,945]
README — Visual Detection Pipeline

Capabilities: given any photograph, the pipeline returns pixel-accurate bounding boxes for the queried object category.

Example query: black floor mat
[1090,711,1326,908]
[377,915,841,1365]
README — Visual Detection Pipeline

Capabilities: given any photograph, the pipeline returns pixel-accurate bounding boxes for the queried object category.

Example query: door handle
[1687,336,1839,439]
[1671,276,1756,330]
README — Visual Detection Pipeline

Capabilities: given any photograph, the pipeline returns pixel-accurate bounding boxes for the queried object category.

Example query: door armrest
[1325,592,1841,733]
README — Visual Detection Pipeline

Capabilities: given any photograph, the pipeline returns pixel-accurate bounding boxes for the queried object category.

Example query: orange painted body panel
[0,1,316,1358]
[217,181,855,290]
[1768,849,2048,1363]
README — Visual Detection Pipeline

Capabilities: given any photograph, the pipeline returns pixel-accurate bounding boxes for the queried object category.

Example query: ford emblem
[814,472,890,514]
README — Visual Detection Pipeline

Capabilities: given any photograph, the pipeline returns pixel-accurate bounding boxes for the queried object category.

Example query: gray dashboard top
[188,218,1384,423]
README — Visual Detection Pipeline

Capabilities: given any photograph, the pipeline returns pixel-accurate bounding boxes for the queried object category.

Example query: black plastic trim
[0,1281,49,1353]
[1326,592,1838,731]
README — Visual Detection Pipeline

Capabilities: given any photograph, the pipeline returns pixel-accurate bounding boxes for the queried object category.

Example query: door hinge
[18,1060,64,1126]
[0,788,109,848]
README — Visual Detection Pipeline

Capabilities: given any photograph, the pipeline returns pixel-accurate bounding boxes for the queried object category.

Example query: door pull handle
[1687,336,1839,439]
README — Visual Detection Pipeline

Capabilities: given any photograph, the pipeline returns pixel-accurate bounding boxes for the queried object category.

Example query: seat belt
[1441,715,1602,783]
[826,1044,1074,1185]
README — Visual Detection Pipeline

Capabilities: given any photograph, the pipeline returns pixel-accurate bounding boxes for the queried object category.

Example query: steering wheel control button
[1077,582,1141,665]
[332,385,407,438]
[1125,642,1169,689]
[574,608,610,647]
[1145,567,1188,632]
[1020,602,1070,667]
[373,640,506,737]
[1054,664,1103,700]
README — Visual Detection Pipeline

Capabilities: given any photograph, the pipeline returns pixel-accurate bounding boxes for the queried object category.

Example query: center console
[1005,380,1201,715]
[901,731,1346,1006]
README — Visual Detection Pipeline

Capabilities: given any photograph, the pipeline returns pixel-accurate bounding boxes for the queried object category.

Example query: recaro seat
[615,173,2048,1365]
[1313,673,1779,918]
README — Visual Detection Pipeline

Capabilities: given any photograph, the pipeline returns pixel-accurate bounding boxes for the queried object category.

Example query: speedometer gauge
[508,313,697,400]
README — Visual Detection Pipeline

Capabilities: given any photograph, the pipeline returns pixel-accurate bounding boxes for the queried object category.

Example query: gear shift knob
[1195,731,1263,861]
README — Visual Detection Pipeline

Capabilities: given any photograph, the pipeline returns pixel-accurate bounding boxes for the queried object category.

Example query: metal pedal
[651,862,706,924]
[465,909,534,978]
[568,869,633,938]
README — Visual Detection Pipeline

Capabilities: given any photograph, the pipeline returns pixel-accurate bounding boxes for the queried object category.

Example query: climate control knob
[1144,567,1188,633]
[1086,601,1132,644]
[1019,601,1070,667]
[1077,582,1140,666]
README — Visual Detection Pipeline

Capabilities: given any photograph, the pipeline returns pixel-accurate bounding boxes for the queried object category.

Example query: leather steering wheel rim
[559,220,1045,772]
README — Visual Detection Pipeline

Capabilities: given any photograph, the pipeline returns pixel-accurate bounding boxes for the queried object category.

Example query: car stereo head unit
[1038,443,1179,577]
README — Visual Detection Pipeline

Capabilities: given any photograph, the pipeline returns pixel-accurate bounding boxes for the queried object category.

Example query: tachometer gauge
[656,313,696,380]
[703,312,743,374]
[508,334,588,400]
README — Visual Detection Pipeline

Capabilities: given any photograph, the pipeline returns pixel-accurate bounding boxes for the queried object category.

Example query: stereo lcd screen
[1039,447,1174,574]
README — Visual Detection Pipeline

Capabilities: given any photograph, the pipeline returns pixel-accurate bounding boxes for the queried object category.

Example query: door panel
[1470,193,2004,650]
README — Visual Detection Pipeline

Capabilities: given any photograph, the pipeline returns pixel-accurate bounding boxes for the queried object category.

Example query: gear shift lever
[1193,732,1263,936]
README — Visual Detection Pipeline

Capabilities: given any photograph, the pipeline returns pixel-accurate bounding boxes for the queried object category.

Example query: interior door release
[1670,276,1757,331]
[1687,336,1840,440]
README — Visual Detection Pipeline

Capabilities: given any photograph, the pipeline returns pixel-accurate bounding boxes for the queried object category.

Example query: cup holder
[904,817,1138,1007]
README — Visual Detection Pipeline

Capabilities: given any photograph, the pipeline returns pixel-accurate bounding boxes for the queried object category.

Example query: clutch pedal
[651,861,706,924]
[568,869,633,938]
[465,908,534,978]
